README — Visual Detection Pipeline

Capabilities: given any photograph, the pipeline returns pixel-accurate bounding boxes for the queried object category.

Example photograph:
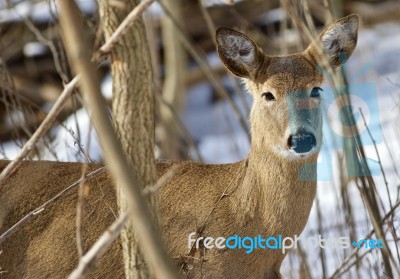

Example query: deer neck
[233,143,318,235]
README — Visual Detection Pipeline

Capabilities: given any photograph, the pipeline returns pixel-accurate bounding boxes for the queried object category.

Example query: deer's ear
[308,14,359,67]
[216,27,265,79]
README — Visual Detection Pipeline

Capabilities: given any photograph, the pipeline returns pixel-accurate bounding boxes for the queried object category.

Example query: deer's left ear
[307,14,359,67]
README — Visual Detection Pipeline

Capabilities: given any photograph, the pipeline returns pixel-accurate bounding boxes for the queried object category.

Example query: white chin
[274,146,318,160]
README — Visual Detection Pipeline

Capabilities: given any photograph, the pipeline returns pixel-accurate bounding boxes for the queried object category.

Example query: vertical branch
[159,0,187,160]
[59,1,178,279]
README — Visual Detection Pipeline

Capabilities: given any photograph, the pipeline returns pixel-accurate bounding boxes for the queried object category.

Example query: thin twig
[142,165,178,196]
[76,164,89,258]
[330,244,372,278]
[359,108,392,209]
[0,75,79,185]
[329,198,400,278]
[180,162,245,272]
[68,212,129,279]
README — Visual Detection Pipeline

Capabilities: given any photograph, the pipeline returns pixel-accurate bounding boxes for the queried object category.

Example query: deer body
[0,159,314,278]
[158,154,317,278]
[0,15,358,278]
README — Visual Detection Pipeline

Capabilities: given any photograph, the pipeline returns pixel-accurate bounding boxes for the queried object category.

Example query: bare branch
[142,165,178,196]
[68,212,129,279]
[329,198,400,278]
[0,76,79,185]
[76,164,89,258]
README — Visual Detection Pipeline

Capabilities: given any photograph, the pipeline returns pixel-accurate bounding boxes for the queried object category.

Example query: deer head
[216,15,359,161]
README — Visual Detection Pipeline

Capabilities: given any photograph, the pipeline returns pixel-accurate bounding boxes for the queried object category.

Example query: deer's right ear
[306,14,359,67]
[216,28,264,79]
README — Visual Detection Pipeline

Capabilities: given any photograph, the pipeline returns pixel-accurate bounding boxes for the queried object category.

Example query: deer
[0,14,358,279]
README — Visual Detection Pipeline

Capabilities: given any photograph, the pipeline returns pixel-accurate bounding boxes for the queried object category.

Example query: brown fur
[0,15,358,279]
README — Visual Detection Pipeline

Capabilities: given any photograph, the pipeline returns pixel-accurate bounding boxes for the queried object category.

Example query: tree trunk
[98,1,158,278]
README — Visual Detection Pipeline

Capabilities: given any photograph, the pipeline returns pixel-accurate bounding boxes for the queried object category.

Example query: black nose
[288,132,316,153]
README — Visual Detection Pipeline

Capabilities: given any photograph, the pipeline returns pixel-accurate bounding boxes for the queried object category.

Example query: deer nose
[288,132,316,153]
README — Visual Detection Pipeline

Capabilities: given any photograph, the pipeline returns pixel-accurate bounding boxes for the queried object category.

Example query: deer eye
[261,92,275,101]
[311,87,323,98]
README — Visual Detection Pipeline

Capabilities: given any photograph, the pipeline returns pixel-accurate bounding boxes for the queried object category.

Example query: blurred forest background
[0,0,399,278]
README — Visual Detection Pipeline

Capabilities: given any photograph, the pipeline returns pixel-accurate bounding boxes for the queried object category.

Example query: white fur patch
[273,144,321,161]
